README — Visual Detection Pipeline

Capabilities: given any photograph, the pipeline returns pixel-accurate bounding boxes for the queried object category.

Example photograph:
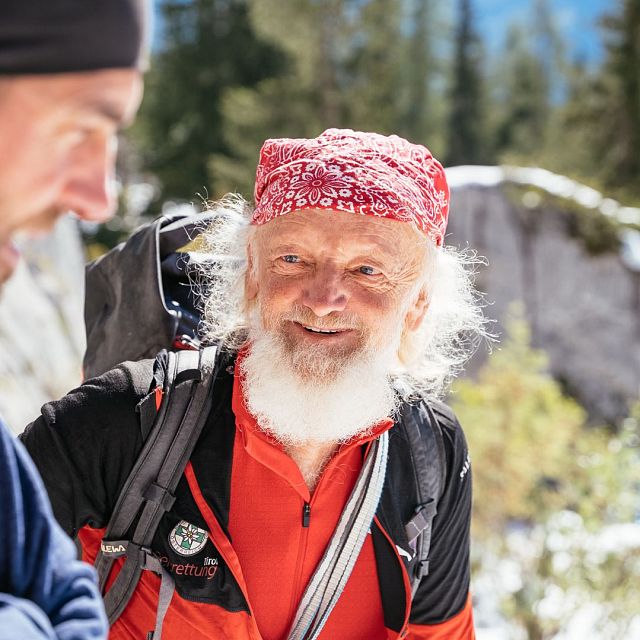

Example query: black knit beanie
[0,0,150,75]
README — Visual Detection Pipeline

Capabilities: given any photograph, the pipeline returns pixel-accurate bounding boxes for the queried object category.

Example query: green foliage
[396,0,433,143]
[451,309,640,637]
[536,61,601,181]
[129,0,285,208]
[490,0,567,170]
[501,184,622,256]
[126,0,640,221]
[537,0,640,205]
[595,0,640,192]
[492,24,551,163]
[444,0,492,165]
[451,311,586,536]
[208,0,448,197]
[341,0,406,133]
[209,77,323,197]
[209,0,352,196]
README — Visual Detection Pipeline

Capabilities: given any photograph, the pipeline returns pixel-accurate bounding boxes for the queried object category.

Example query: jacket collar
[231,346,393,501]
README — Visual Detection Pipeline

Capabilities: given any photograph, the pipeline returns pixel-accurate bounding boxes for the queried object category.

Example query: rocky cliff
[447,166,640,424]
[0,217,85,433]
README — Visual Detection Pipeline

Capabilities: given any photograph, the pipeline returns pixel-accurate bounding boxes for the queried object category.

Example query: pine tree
[210,0,434,197]
[208,0,350,197]
[493,24,549,161]
[540,0,640,202]
[341,0,405,133]
[595,0,640,195]
[491,0,567,164]
[531,0,565,102]
[444,0,488,165]
[130,0,284,208]
[398,0,432,143]
[540,58,601,180]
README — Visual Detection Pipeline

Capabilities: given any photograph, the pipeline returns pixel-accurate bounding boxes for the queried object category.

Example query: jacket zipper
[302,502,311,527]
[288,502,311,623]
[289,443,374,630]
[289,482,325,622]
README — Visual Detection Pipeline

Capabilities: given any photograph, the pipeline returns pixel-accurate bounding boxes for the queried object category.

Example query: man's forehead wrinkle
[55,72,141,126]
[71,90,131,126]
[265,230,405,263]
[251,218,280,259]
[85,98,128,124]
[260,209,426,256]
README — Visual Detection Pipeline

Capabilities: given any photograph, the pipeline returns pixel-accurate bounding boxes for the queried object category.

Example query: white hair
[194,194,490,402]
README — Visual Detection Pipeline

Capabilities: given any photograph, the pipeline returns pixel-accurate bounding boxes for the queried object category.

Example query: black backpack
[84,211,214,380]
[83,213,445,632]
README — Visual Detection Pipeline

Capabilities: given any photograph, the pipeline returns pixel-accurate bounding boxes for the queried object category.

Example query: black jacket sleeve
[409,405,472,625]
[19,360,155,537]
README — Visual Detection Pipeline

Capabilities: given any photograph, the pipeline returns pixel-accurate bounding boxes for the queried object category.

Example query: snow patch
[445,165,640,227]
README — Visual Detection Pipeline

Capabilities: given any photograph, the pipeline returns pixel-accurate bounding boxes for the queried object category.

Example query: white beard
[239,328,400,446]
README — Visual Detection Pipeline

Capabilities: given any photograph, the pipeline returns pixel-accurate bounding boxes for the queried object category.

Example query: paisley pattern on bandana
[252,128,449,246]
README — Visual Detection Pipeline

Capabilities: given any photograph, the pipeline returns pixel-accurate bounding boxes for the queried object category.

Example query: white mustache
[281,307,362,332]
[294,321,357,331]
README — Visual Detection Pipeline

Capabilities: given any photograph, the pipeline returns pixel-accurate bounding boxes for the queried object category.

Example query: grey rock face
[0,217,85,434]
[448,183,640,423]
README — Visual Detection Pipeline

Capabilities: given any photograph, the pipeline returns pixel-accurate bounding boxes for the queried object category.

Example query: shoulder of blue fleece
[0,419,108,638]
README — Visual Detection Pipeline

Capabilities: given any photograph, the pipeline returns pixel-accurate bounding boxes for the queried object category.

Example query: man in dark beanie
[0,1,150,637]
[0,0,149,283]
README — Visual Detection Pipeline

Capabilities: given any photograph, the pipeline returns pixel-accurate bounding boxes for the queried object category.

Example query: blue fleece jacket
[0,418,107,639]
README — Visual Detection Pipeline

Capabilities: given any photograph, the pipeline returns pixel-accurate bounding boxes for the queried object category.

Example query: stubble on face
[246,209,429,383]
[258,303,369,381]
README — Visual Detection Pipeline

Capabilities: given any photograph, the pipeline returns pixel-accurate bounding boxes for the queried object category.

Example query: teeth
[303,326,340,334]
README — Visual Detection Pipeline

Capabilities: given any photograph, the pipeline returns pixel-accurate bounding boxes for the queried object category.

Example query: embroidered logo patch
[168,521,209,556]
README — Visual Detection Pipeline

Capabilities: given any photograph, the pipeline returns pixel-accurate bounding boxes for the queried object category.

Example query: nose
[301,265,349,317]
[60,134,118,223]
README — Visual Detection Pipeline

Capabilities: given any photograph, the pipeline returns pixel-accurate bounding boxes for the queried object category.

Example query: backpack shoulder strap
[400,399,446,597]
[95,345,220,628]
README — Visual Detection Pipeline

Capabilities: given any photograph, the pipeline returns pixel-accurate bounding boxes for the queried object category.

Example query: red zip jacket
[21,356,475,639]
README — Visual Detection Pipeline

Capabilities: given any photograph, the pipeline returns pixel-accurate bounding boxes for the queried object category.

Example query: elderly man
[22,129,484,639]
[0,1,148,637]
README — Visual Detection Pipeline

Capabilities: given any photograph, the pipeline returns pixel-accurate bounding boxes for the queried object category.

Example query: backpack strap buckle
[140,548,163,574]
[414,559,429,580]
[405,499,437,555]
[143,482,176,512]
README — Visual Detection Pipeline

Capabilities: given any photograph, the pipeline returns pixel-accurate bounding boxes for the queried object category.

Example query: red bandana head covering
[252,128,449,245]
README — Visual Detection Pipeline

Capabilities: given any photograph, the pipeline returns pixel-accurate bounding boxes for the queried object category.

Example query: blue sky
[469,0,614,65]
[153,0,615,66]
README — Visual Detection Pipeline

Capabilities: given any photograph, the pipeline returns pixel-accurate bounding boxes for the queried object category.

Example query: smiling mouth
[303,326,342,334]
[294,322,351,335]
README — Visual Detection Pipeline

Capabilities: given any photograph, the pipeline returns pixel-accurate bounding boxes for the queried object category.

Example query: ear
[404,287,429,332]
[245,243,259,302]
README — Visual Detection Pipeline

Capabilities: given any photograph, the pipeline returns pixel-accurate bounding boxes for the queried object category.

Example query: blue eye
[282,255,300,264]
[358,265,378,275]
